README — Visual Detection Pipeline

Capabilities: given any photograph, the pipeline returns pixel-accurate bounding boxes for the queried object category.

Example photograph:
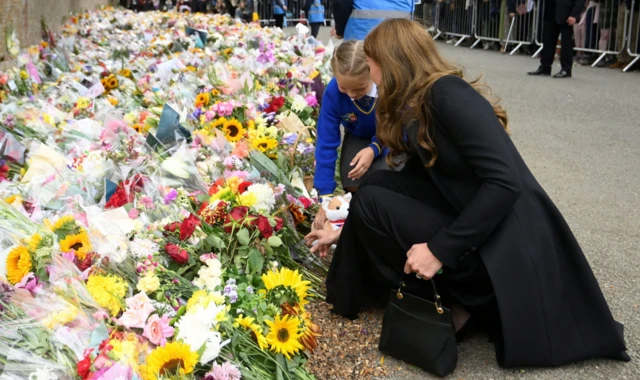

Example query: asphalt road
[298,26,640,379]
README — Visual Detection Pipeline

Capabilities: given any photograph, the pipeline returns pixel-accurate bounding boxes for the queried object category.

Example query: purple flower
[282,134,297,145]
[223,285,233,295]
[246,286,254,294]
[163,189,178,205]
[229,291,238,303]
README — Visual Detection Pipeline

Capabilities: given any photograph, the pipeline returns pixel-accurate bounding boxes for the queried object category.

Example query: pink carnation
[305,93,318,107]
[118,292,156,329]
[205,361,242,380]
[128,208,140,219]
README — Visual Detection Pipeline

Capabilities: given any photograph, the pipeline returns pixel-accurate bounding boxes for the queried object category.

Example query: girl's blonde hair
[331,40,369,77]
[364,19,509,168]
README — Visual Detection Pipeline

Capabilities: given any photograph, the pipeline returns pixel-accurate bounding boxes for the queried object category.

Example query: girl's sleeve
[314,87,342,198]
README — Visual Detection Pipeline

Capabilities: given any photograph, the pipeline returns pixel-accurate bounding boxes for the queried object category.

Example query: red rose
[0,164,9,172]
[77,253,95,272]
[208,178,225,196]
[224,206,249,233]
[253,215,273,239]
[105,187,128,209]
[265,96,286,113]
[274,216,284,231]
[286,72,293,78]
[298,196,313,209]
[164,222,179,233]
[165,243,189,264]
[77,353,92,380]
[179,214,201,241]
[237,181,252,194]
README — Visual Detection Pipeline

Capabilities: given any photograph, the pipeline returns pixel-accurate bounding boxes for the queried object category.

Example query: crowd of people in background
[118,0,253,22]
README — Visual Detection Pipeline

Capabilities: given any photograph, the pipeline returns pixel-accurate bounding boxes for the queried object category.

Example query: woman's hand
[404,243,443,280]
[312,206,328,231]
[305,229,341,257]
[330,28,344,39]
[348,147,375,180]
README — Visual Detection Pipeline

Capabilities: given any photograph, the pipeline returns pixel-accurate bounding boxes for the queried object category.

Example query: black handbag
[378,277,458,377]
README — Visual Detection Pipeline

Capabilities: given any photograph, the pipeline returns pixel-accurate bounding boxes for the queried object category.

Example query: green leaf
[267,236,283,247]
[237,228,250,246]
[276,354,287,380]
[248,248,265,274]
[206,234,225,249]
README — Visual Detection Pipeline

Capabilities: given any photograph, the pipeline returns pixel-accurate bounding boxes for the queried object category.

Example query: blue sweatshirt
[314,78,382,197]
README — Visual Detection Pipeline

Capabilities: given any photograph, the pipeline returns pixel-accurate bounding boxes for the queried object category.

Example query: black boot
[527,66,551,76]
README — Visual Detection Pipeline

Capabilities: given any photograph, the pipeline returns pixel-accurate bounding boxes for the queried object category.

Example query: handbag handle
[396,275,445,315]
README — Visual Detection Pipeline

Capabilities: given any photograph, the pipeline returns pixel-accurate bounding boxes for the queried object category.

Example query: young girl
[314,40,388,200]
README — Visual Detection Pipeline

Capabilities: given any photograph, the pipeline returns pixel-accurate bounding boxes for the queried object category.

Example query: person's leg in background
[529,21,560,74]
[612,3,639,68]
[275,14,285,28]
[311,22,321,38]
[574,12,587,63]
[557,22,575,76]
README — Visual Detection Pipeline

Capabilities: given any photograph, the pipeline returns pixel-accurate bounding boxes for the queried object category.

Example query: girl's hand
[404,243,443,280]
[305,229,341,257]
[348,147,375,180]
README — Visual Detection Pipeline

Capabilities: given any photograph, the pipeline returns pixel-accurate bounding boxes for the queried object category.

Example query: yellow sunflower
[235,315,269,350]
[139,341,198,380]
[265,315,304,359]
[246,119,256,130]
[210,89,221,97]
[86,274,127,316]
[28,233,43,252]
[195,92,210,108]
[261,268,311,306]
[49,215,77,233]
[5,245,32,284]
[119,69,132,78]
[281,304,321,352]
[223,119,245,143]
[108,77,118,90]
[251,136,278,153]
[208,117,227,132]
[59,230,92,260]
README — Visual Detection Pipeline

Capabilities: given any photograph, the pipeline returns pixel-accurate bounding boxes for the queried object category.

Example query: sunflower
[195,92,210,108]
[251,136,278,153]
[139,341,198,380]
[86,274,127,316]
[59,230,92,260]
[261,267,311,306]
[281,303,321,352]
[246,119,256,130]
[235,315,269,350]
[108,77,118,89]
[49,215,78,234]
[28,233,44,253]
[223,119,245,143]
[265,315,304,359]
[119,69,132,78]
[132,123,150,134]
[209,117,227,132]
[6,245,32,284]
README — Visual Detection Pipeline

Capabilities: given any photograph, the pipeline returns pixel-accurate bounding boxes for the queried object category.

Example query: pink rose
[143,314,174,346]
[128,208,140,219]
[117,292,156,329]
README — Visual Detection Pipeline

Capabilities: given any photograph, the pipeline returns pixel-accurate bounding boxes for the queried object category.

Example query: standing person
[306,18,630,367]
[274,0,288,29]
[314,40,388,201]
[528,0,585,78]
[332,0,414,40]
[305,0,325,38]
[235,1,253,22]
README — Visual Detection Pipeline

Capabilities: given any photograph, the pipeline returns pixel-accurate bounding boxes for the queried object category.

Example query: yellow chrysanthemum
[86,274,127,316]
[246,119,256,130]
[59,230,92,260]
[262,268,311,306]
[223,119,245,142]
[5,245,32,284]
[237,192,257,208]
[265,315,304,359]
[28,233,43,252]
[186,289,225,311]
[139,341,198,380]
[227,176,242,194]
[76,97,91,109]
[251,136,278,153]
[235,315,268,350]
[42,305,78,330]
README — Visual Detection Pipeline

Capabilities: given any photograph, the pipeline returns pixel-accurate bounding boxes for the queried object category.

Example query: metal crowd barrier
[433,0,475,45]
[625,0,640,71]
[256,0,334,26]
[412,1,441,34]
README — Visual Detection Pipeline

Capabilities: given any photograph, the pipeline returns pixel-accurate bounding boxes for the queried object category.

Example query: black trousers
[275,14,285,29]
[540,20,574,72]
[326,161,496,321]
[310,22,322,38]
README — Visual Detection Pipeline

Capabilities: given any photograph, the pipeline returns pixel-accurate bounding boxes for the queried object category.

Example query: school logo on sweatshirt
[342,113,357,123]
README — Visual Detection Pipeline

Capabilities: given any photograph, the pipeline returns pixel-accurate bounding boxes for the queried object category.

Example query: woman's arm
[426,76,522,269]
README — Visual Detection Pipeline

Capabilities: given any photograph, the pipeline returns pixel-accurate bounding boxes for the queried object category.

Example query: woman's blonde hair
[331,40,369,77]
[363,19,509,168]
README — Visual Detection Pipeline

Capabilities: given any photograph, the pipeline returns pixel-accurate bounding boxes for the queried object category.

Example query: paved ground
[297,26,640,379]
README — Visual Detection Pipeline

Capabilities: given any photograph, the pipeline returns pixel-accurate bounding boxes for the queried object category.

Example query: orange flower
[288,204,306,225]
[195,92,210,108]
[231,140,250,158]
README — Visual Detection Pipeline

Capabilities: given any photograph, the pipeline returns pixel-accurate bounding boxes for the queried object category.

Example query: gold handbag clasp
[396,281,406,299]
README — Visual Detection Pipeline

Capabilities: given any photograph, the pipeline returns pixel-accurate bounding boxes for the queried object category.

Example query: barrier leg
[455,36,467,46]
[470,38,482,49]
[623,56,639,72]
[510,42,524,55]
[533,45,544,58]
[591,52,608,67]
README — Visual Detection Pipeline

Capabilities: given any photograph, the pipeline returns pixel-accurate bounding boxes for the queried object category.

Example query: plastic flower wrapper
[156,141,208,193]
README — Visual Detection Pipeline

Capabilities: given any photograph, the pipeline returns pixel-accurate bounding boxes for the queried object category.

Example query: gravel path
[297,26,640,380]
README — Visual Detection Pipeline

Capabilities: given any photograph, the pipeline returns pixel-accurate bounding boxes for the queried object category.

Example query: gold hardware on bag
[436,304,444,314]
[397,289,404,299]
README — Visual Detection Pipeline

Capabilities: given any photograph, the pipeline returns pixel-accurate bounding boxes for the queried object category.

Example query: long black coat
[408,76,628,367]
[544,0,585,24]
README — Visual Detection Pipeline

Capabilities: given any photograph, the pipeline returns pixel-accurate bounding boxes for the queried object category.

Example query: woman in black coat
[305,18,630,367]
